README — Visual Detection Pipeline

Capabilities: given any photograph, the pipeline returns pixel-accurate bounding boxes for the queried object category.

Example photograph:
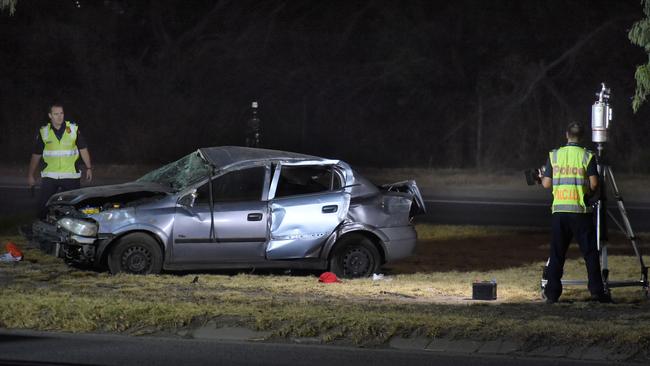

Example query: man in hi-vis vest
[27,104,93,218]
[541,122,611,303]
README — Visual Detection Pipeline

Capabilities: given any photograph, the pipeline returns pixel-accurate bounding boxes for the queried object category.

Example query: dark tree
[629,0,650,112]
[1,1,649,171]
[0,0,16,15]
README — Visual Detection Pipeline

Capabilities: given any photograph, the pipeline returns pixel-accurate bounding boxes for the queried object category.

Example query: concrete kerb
[173,323,647,363]
[394,334,646,363]
[189,321,272,341]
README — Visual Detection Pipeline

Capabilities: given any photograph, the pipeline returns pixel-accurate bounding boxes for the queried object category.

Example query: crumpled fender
[319,222,389,261]
[95,223,169,262]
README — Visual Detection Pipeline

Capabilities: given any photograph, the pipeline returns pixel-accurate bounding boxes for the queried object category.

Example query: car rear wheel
[108,233,163,275]
[330,234,380,278]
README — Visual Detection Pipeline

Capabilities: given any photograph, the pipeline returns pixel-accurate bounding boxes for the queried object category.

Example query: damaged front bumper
[32,220,102,264]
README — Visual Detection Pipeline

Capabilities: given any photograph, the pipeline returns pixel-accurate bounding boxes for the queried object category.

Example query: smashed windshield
[136,151,212,191]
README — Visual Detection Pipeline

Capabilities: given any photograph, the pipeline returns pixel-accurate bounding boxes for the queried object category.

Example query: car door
[266,162,349,260]
[172,165,270,264]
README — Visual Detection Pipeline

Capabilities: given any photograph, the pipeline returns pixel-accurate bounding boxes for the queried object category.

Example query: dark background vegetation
[1,0,649,170]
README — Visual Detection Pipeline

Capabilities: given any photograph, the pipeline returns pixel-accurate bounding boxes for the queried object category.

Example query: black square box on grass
[472,281,497,300]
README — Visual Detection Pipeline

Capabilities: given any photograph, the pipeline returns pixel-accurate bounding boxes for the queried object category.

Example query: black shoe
[590,293,614,304]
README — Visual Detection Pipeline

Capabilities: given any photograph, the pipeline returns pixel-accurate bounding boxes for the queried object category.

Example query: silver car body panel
[35,146,423,271]
[266,160,350,259]
[172,200,268,263]
[267,191,350,259]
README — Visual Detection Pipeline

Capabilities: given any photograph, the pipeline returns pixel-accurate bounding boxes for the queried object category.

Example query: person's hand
[27,175,36,187]
[85,168,93,182]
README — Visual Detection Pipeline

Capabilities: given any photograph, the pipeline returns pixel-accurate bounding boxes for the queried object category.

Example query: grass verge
[0,224,649,355]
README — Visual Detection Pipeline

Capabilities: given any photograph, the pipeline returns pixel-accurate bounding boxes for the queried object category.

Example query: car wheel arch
[327,230,386,265]
[98,230,166,269]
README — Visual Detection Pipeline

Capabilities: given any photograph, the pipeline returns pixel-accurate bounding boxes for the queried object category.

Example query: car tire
[107,233,163,275]
[330,234,380,278]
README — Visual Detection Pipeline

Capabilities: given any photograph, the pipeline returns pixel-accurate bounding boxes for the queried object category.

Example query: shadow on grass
[385,231,648,274]
[0,213,33,237]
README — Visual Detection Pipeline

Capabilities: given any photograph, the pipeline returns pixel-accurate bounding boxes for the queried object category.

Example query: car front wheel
[330,234,380,278]
[108,233,163,275]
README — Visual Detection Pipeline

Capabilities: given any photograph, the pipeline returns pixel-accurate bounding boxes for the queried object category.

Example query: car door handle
[322,205,338,213]
[247,213,263,221]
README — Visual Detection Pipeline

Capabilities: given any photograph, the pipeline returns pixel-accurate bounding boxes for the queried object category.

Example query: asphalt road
[2,185,649,232]
[0,330,628,366]
[0,185,38,218]
[422,197,650,232]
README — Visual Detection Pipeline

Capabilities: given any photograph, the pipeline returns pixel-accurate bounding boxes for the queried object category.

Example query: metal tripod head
[591,82,612,145]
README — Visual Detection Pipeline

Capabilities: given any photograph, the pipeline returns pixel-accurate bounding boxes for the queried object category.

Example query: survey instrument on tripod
[541,83,649,298]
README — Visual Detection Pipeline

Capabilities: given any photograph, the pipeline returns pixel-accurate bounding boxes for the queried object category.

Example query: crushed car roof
[199,146,331,169]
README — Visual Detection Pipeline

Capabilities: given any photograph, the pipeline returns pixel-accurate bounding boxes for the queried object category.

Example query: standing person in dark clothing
[541,121,611,304]
[27,103,93,218]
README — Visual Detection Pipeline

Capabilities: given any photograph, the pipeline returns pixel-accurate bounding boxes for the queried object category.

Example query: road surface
[0,330,629,366]
[422,196,650,232]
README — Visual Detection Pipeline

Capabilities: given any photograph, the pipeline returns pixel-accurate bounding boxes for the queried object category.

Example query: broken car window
[275,165,341,198]
[195,167,266,204]
[136,151,211,191]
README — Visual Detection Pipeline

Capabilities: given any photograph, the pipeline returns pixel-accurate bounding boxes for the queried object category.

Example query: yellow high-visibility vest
[40,121,81,179]
[549,145,594,213]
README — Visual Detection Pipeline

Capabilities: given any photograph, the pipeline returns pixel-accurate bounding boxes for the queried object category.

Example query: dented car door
[172,166,269,263]
[266,162,350,259]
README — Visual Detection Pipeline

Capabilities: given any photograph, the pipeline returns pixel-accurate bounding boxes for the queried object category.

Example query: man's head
[48,103,64,127]
[565,121,584,142]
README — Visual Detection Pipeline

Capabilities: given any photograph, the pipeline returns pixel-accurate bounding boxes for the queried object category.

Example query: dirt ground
[385,231,644,274]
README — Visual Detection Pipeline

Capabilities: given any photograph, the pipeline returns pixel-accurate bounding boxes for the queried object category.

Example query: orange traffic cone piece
[5,242,23,259]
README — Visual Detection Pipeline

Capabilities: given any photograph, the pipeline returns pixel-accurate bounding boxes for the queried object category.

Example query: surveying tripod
[541,144,649,297]
[592,145,648,294]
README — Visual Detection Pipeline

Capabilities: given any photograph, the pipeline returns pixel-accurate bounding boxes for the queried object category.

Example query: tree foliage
[629,0,650,112]
[0,0,16,15]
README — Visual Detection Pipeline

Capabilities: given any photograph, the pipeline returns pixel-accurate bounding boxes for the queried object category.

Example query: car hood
[47,182,173,206]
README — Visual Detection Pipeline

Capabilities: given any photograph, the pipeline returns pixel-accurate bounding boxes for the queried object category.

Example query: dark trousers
[37,177,80,218]
[544,212,605,301]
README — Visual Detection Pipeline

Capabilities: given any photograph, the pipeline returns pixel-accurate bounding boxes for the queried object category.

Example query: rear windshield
[136,151,211,191]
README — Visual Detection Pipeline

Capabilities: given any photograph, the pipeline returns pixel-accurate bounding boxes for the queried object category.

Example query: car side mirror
[178,191,197,207]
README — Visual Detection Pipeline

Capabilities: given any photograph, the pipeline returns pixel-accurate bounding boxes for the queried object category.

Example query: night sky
[1,0,649,170]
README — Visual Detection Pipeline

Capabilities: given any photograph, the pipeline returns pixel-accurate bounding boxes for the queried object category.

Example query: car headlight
[57,218,98,237]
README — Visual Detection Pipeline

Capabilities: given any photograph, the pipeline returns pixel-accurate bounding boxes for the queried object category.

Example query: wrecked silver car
[33,146,425,277]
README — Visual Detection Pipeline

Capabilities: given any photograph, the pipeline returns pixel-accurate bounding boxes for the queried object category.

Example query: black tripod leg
[606,166,648,288]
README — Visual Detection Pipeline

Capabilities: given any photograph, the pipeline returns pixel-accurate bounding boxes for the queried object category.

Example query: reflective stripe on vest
[41,172,81,179]
[552,177,587,186]
[40,121,80,179]
[549,146,593,214]
[43,149,79,157]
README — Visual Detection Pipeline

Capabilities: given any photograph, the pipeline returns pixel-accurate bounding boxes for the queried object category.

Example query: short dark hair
[49,103,64,113]
[566,121,584,140]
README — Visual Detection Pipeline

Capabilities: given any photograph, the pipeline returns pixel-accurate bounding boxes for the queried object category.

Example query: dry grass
[1,225,649,351]
[415,224,536,241]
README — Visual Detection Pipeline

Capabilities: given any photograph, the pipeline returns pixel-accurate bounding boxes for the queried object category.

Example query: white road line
[424,199,650,210]
[424,199,547,207]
